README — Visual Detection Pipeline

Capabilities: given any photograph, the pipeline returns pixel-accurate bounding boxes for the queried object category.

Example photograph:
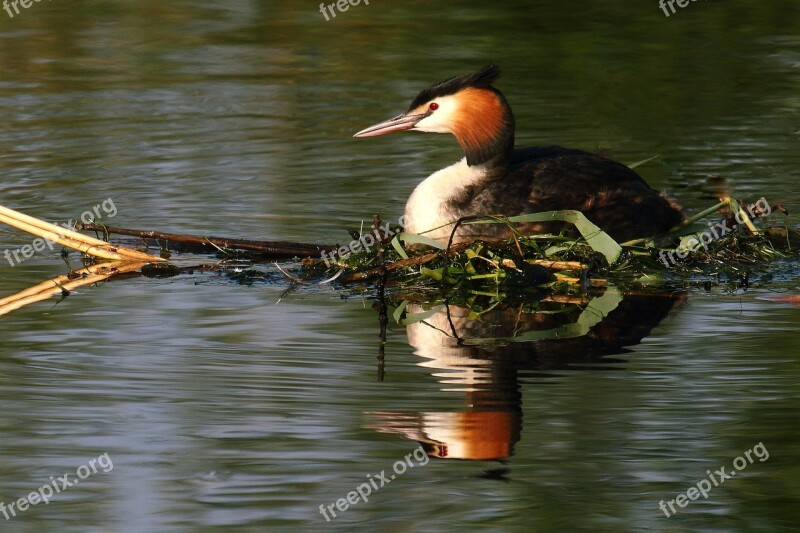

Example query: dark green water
[1,1,799,531]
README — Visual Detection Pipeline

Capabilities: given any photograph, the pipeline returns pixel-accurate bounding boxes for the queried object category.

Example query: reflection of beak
[353,112,428,138]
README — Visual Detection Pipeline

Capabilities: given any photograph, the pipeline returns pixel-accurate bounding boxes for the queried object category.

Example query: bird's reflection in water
[367,289,686,461]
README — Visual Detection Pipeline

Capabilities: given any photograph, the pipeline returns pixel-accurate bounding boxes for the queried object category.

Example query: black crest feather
[407,64,502,112]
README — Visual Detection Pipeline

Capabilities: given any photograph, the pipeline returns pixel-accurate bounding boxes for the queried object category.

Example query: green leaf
[392,300,408,324]
[396,231,447,250]
[390,235,409,260]
[465,211,622,265]
[627,154,660,169]
[398,304,445,326]
[420,267,443,281]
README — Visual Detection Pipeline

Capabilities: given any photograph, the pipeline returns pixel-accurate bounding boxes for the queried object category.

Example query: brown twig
[81,223,336,258]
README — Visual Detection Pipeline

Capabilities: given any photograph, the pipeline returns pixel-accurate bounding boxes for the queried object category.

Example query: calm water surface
[1,1,799,531]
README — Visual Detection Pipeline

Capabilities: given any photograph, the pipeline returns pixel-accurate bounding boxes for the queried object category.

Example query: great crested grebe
[354,64,684,243]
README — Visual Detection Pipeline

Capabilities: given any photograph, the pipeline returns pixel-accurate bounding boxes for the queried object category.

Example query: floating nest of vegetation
[303,197,795,299]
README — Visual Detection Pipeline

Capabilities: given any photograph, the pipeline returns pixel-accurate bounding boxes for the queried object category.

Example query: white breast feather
[403,158,489,242]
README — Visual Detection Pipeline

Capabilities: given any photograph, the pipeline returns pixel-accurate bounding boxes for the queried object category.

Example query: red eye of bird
[429,102,439,111]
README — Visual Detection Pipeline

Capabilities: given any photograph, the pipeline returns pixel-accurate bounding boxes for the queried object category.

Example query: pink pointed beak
[353,112,428,138]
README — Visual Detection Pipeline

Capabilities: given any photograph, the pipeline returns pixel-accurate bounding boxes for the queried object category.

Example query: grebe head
[354,64,515,166]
